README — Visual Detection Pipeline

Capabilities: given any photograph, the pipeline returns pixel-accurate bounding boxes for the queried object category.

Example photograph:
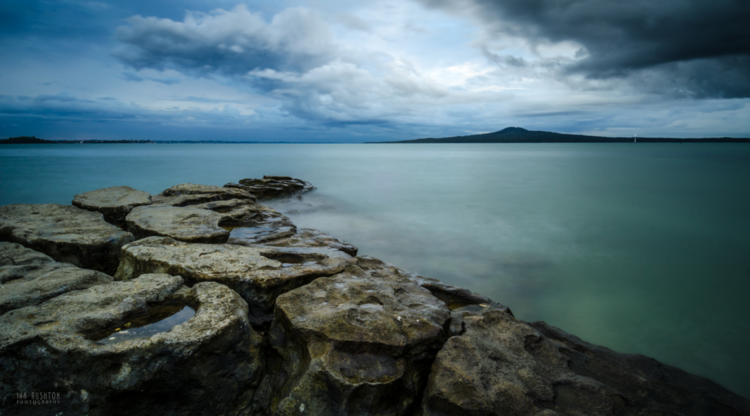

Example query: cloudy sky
[1,0,748,142]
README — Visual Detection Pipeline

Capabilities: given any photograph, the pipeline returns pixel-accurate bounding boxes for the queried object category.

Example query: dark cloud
[417,0,750,98]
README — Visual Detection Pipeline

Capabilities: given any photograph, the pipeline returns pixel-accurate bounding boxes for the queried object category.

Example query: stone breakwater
[0,175,748,416]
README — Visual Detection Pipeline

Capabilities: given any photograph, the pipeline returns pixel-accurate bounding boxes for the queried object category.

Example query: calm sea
[2,143,750,396]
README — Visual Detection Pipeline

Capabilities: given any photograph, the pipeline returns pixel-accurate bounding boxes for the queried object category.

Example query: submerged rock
[420,308,750,416]
[0,204,134,274]
[114,236,355,325]
[229,175,314,200]
[125,205,230,244]
[0,273,264,416]
[72,186,152,226]
[263,272,450,416]
[0,242,112,315]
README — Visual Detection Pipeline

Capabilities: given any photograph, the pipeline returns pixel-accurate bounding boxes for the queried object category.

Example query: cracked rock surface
[0,273,263,416]
[0,242,112,315]
[262,272,450,416]
[228,176,314,200]
[114,236,355,325]
[126,205,230,243]
[152,183,257,206]
[0,204,134,274]
[420,307,750,416]
[72,186,152,226]
[255,228,358,256]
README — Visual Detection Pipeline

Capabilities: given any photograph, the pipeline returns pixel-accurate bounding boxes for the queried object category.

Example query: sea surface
[2,143,750,397]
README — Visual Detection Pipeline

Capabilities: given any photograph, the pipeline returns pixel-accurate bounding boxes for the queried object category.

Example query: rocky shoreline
[1,176,748,415]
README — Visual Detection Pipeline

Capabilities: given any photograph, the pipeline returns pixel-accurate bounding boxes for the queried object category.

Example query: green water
[2,143,749,396]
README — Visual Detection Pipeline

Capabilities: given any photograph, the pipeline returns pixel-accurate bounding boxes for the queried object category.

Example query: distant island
[375,127,750,143]
[4,128,750,144]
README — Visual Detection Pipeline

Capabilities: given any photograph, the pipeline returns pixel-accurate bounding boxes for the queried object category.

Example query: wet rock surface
[72,186,152,226]
[420,307,750,416]
[229,175,314,200]
[264,271,450,416]
[152,182,257,206]
[257,228,358,256]
[114,236,355,325]
[0,242,112,315]
[0,273,263,416]
[152,182,297,237]
[125,205,230,243]
[0,204,134,274]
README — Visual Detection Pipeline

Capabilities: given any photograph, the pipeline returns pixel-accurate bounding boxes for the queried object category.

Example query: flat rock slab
[231,175,314,200]
[263,272,450,416]
[152,182,256,207]
[256,228,358,256]
[72,186,152,226]
[420,308,750,416]
[353,255,510,314]
[0,242,112,315]
[0,273,263,415]
[114,236,356,325]
[126,205,230,243]
[195,199,295,230]
[0,204,134,274]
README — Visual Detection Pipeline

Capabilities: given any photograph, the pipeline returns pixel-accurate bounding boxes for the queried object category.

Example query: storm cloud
[417,0,750,98]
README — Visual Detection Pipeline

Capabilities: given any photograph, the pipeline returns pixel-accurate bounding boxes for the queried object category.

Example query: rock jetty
[1,176,748,416]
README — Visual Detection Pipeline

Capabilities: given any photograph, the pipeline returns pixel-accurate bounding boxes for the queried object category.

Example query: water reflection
[94,305,196,345]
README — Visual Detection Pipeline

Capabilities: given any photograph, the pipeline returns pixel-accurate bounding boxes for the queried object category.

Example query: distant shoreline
[2,129,750,145]
[370,127,750,144]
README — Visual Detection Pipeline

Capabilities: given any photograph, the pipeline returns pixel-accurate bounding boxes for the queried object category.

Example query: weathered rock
[125,205,230,243]
[72,186,152,226]
[256,228,358,256]
[230,175,314,200]
[0,242,112,315]
[353,255,511,314]
[203,200,295,230]
[263,272,451,416]
[0,273,264,416]
[0,240,54,267]
[0,204,134,274]
[152,183,256,206]
[420,307,750,416]
[114,237,355,325]
[152,183,295,232]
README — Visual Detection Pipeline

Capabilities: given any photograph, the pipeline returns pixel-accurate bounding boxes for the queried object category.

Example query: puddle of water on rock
[228,226,276,238]
[93,305,196,345]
